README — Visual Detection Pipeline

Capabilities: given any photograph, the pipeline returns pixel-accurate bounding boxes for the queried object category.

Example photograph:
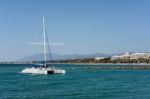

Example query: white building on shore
[111,52,150,60]
[111,52,130,60]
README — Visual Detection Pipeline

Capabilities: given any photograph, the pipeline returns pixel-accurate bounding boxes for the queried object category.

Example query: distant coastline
[1,61,150,70]
[1,59,150,65]
[0,58,150,65]
[1,62,150,65]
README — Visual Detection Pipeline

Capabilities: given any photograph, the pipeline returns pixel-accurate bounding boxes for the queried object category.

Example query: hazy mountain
[20,53,111,61]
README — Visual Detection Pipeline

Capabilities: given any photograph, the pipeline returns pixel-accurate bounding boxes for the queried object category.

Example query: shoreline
[1,62,150,70]
[1,62,150,66]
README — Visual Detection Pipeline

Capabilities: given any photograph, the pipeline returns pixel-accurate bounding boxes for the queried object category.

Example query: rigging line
[33,19,44,63]
[45,28,53,64]
[34,30,43,63]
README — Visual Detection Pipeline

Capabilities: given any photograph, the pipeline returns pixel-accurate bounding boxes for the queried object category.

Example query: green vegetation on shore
[50,57,150,64]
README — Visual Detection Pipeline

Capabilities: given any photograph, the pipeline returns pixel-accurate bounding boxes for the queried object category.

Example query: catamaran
[21,17,66,74]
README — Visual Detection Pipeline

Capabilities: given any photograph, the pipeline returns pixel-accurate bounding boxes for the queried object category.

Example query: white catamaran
[21,17,66,74]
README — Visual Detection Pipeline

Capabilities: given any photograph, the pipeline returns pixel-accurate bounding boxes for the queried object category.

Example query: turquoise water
[1,64,150,99]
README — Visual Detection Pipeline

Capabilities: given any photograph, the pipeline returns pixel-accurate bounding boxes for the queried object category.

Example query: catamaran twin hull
[21,67,66,74]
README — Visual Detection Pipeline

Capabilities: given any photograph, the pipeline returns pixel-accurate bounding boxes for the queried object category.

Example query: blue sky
[0,0,150,61]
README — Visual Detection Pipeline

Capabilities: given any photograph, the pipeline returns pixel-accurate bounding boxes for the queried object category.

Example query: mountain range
[20,53,112,61]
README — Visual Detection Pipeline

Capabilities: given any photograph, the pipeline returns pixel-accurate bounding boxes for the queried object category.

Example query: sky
[0,0,150,61]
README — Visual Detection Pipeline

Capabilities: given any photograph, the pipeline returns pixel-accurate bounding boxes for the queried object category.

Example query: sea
[1,64,150,99]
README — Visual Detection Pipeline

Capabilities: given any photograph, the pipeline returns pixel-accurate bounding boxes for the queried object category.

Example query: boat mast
[43,17,47,67]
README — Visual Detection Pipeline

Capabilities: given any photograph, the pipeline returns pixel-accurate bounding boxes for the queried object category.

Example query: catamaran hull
[21,67,65,74]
